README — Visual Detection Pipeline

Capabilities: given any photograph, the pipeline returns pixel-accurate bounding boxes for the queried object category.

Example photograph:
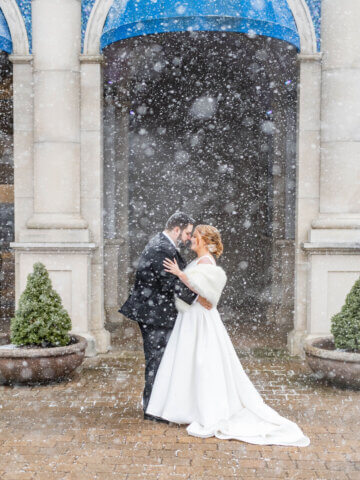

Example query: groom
[119,212,211,421]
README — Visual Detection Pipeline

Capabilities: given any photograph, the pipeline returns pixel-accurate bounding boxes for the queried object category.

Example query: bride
[146,225,310,446]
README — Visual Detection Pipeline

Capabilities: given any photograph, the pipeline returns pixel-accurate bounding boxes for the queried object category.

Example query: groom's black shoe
[143,413,169,424]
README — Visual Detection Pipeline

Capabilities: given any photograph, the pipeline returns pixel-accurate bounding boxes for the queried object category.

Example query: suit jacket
[119,233,197,328]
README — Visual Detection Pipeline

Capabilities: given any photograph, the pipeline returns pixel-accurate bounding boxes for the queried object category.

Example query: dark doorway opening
[0,51,14,330]
[103,32,298,336]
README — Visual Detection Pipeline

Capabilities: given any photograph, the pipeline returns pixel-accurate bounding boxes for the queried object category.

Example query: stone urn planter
[1,262,88,385]
[0,333,87,384]
[304,335,360,388]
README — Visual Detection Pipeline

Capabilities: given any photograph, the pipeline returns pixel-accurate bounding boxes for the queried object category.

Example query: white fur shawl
[175,264,227,313]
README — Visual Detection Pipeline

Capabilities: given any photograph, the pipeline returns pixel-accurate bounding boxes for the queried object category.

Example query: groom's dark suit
[119,232,197,412]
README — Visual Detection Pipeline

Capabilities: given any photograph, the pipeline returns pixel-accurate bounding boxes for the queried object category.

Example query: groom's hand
[198,296,212,310]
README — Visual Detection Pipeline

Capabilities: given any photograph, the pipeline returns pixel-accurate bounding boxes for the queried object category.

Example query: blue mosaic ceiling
[0,0,31,53]
[0,9,12,53]
[0,1,321,54]
[101,0,300,50]
[83,0,321,53]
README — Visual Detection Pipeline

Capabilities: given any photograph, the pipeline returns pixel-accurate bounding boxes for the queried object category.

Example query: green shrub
[330,277,360,351]
[10,262,72,347]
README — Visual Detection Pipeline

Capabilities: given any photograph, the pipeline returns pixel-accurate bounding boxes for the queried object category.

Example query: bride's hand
[163,258,182,277]
[198,296,212,310]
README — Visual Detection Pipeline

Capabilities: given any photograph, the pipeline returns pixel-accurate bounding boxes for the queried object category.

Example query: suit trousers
[138,323,173,413]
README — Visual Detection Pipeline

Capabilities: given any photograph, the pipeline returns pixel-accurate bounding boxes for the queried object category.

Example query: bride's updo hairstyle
[195,225,224,258]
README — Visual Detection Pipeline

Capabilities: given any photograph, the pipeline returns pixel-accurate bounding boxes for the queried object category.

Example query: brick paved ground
[0,320,359,480]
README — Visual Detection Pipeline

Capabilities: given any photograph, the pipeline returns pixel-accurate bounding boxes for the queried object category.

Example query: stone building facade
[0,0,359,357]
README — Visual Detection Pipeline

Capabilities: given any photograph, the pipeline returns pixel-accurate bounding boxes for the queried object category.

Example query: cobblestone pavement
[0,322,359,480]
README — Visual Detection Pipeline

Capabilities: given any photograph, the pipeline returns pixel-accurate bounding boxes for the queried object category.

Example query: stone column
[267,81,297,327]
[10,0,111,356]
[313,0,360,230]
[10,55,33,241]
[9,54,34,324]
[103,89,130,324]
[27,0,87,232]
[80,54,111,352]
[113,96,130,310]
[300,1,360,344]
[287,53,321,355]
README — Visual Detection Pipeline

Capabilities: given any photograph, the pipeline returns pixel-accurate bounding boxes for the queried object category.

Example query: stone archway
[80,0,322,354]
[83,0,114,56]
[0,0,29,55]
[83,0,318,56]
[286,0,317,54]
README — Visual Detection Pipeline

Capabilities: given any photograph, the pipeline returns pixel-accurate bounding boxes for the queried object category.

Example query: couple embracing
[120,212,309,446]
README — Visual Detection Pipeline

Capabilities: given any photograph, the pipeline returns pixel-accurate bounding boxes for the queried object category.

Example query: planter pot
[304,335,360,388]
[0,334,87,384]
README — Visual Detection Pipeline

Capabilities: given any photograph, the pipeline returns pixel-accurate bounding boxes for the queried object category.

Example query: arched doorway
[80,0,321,354]
[103,31,298,330]
[100,0,300,348]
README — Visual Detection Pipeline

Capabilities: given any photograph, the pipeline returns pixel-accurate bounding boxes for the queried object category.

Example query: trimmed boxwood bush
[331,277,360,352]
[10,262,72,347]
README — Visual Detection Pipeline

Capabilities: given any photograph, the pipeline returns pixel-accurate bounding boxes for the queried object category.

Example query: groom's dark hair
[165,212,195,231]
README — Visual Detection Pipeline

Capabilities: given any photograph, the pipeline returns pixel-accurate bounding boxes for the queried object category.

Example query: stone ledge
[9,55,33,64]
[26,213,88,230]
[10,242,97,253]
[297,53,322,62]
[80,54,104,64]
[312,215,360,229]
[19,227,91,243]
[302,242,360,254]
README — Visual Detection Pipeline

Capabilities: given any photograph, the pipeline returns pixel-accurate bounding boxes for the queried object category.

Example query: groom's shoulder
[145,232,161,249]
[144,233,175,256]
[144,233,172,254]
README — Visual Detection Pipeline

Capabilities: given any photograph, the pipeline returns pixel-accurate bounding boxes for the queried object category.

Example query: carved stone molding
[83,0,114,56]
[0,0,29,55]
[297,52,322,63]
[9,54,33,64]
[287,0,318,55]
[80,54,104,64]
[83,0,318,56]
[302,242,360,255]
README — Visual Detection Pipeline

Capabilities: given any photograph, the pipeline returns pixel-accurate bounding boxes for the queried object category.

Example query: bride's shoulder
[197,258,213,265]
[196,255,216,266]
[194,262,227,281]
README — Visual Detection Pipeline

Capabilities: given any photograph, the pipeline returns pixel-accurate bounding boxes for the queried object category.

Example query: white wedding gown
[146,255,310,446]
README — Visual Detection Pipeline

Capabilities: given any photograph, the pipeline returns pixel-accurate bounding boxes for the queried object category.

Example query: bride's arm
[163,258,213,310]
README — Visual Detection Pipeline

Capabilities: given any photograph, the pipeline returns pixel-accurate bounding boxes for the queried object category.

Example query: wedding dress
[146,255,310,446]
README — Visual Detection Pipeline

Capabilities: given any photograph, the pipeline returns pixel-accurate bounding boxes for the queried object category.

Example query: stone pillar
[80,54,111,352]
[27,0,86,231]
[114,102,130,308]
[314,1,360,229]
[10,55,33,239]
[266,74,297,327]
[11,0,110,355]
[103,89,130,324]
[298,1,360,348]
[287,53,321,355]
[9,54,33,328]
